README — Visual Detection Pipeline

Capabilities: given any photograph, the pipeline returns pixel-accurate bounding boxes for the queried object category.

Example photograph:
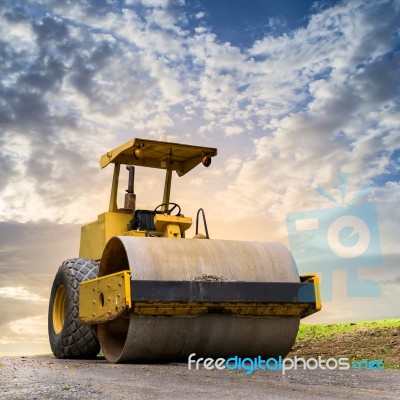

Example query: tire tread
[49,258,100,359]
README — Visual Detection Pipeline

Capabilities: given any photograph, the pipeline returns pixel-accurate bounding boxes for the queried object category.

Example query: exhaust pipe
[124,166,136,211]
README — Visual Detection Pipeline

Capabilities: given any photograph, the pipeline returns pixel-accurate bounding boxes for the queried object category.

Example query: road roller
[48,138,321,363]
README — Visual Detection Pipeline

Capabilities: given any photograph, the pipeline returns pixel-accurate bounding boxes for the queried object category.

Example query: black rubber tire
[48,258,100,359]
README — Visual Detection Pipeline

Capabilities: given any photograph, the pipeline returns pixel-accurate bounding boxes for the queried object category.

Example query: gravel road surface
[0,356,399,400]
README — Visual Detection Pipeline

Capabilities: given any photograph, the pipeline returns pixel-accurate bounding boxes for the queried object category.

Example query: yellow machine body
[79,212,135,260]
[79,211,193,260]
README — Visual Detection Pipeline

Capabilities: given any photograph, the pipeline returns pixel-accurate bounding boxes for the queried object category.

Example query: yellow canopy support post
[109,163,120,212]
[162,164,173,208]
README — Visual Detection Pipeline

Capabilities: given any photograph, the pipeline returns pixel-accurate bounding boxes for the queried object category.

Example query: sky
[0,0,399,356]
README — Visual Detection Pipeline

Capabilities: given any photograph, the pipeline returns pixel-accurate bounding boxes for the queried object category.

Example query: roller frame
[80,271,320,324]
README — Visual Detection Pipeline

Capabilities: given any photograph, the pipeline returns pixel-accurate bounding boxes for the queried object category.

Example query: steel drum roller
[97,236,301,363]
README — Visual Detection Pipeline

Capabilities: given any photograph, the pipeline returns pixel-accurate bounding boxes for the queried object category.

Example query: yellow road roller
[48,138,321,363]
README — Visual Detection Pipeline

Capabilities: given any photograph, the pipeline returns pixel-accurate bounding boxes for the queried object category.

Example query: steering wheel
[154,202,181,216]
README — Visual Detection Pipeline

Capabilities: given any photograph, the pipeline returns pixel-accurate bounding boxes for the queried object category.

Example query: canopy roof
[100,138,217,177]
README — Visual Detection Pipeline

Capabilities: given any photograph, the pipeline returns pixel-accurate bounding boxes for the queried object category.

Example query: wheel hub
[52,285,66,334]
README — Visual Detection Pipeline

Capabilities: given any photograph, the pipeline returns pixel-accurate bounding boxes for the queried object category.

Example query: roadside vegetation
[290,319,400,369]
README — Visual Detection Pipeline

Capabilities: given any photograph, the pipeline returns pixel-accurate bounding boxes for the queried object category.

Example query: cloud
[189,177,204,186]
[8,315,47,337]
[1,0,397,225]
[225,125,244,137]
[0,315,49,356]
[0,0,194,223]
[0,221,80,354]
[224,156,242,174]
[0,287,47,302]
[212,0,400,222]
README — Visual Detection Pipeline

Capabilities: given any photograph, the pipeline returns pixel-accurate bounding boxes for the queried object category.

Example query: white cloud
[138,0,170,8]
[212,0,399,220]
[224,156,242,174]
[225,125,244,137]
[190,177,204,186]
[195,26,207,34]
[8,315,47,337]
[0,315,49,355]
[0,17,36,54]
[0,0,397,230]
[0,287,47,303]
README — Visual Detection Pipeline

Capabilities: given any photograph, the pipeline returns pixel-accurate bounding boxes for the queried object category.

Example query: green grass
[294,319,400,370]
[297,319,400,341]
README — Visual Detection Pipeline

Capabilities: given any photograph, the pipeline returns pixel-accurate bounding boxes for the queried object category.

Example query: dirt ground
[290,323,400,368]
[1,321,399,399]
[0,356,399,400]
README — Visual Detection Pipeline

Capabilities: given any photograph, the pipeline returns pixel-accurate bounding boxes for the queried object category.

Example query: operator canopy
[100,138,217,177]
